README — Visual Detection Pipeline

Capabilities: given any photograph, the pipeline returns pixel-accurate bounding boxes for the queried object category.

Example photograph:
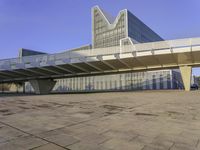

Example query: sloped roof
[99,7,115,24]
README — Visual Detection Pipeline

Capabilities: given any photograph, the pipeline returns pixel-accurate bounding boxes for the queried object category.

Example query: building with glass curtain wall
[25,6,183,93]
[92,6,163,49]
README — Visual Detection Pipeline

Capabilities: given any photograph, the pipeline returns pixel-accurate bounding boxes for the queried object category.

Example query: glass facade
[127,11,163,43]
[92,7,127,48]
[25,70,183,93]
[92,6,163,49]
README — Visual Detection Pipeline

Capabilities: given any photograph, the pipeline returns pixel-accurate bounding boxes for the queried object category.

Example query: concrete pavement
[0,91,200,150]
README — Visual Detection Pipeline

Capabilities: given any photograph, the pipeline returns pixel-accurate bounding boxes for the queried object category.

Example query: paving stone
[131,135,154,144]
[142,144,166,150]
[0,126,28,143]
[67,141,104,150]
[170,143,196,150]
[0,135,47,150]
[76,132,110,144]
[150,138,174,149]
[0,142,23,150]
[102,129,138,141]
[32,143,66,150]
[100,138,144,150]
[156,134,198,146]
[43,133,79,147]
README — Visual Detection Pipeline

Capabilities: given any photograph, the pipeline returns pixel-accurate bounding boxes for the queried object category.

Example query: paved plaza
[0,91,200,150]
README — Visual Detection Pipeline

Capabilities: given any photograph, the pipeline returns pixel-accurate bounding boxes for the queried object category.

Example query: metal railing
[0,37,200,71]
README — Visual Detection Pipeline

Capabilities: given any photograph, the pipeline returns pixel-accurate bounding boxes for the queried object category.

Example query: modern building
[92,6,163,49]
[25,6,183,93]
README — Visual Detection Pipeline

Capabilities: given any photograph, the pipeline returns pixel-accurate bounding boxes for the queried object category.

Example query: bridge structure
[0,37,200,94]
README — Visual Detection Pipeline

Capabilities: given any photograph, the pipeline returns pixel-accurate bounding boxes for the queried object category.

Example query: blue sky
[0,0,200,75]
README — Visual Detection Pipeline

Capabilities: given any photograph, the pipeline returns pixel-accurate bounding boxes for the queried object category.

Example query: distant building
[25,6,183,93]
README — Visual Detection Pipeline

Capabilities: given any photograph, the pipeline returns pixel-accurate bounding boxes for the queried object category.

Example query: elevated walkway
[0,38,200,93]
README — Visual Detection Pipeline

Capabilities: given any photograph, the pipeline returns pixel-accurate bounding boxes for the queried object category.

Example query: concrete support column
[23,82,25,94]
[179,66,192,91]
[30,79,56,94]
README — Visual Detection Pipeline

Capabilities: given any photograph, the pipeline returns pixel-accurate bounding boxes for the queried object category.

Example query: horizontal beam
[97,56,116,70]
[0,71,18,78]
[68,64,90,73]
[114,54,132,68]
[25,68,49,76]
[54,65,75,74]
[10,70,31,77]
[38,67,62,75]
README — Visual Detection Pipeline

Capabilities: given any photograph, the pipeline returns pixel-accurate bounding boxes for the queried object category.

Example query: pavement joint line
[24,111,116,144]
[64,140,80,148]
[0,120,71,150]
[140,145,145,150]
[66,113,115,128]
[98,137,112,145]
[128,103,152,112]
[0,133,27,144]
[129,134,140,142]
[29,143,49,150]
[196,139,200,148]
[168,142,175,150]
[99,129,111,135]
[0,114,116,149]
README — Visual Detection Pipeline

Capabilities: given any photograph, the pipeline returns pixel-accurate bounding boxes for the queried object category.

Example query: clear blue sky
[0,0,200,75]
